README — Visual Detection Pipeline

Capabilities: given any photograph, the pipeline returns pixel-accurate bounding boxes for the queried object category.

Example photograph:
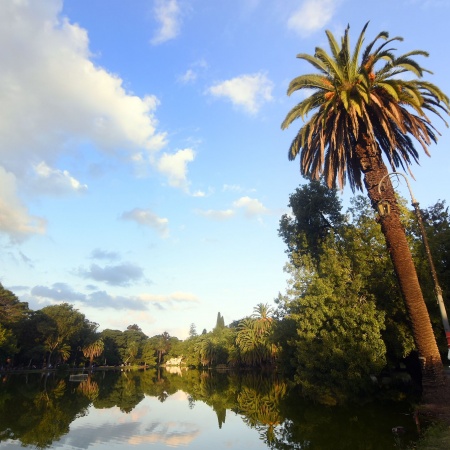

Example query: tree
[154,332,171,365]
[82,338,104,369]
[236,304,278,367]
[281,22,449,388]
[279,180,344,265]
[278,244,387,405]
[189,323,198,338]
[214,312,225,332]
[39,303,91,366]
[0,284,29,327]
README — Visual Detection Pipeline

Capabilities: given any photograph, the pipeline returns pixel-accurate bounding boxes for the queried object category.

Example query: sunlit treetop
[282,22,450,191]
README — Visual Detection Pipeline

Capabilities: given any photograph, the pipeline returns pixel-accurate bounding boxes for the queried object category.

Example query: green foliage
[38,303,95,366]
[189,323,198,338]
[0,284,29,327]
[82,338,104,368]
[281,246,387,404]
[235,304,278,367]
[214,312,225,331]
[0,324,18,361]
[279,180,344,265]
[282,22,449,192]
[413,201,450,353]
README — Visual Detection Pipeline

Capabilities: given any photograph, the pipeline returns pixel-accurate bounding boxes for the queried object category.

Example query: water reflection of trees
[236,374,287,444]
[0,369,419,449]
[0,373,91,449]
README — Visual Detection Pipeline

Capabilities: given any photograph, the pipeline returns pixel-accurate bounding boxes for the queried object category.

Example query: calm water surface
[0,368,421,449]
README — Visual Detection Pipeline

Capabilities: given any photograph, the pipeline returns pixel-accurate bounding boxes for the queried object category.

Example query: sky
[1,0,449,340]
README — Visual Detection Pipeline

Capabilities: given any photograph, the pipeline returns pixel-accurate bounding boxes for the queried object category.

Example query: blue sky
[1,0,449,339]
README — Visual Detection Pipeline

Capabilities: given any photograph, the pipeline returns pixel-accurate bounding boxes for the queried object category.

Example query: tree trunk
[355,135,445,395]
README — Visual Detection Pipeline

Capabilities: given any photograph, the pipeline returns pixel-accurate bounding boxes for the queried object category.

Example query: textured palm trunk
[355,135,445,393]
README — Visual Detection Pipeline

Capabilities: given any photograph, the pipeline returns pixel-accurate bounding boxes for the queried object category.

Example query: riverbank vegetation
[1,181,449,408]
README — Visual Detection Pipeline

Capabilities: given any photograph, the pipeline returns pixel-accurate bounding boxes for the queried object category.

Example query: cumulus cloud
[86,290,149,310]
[196,196,270,221]
[151,0,182,45]
[138,291,200,310]
[178,69,197,84]
[233,196,269,218]
[31,283,87,302]
[0,167,46,242]
[31,161,88,195]
[287,0,339,36]
[90,248,121,261]
[196,209,236,221]
[121,208,169,237]
[178,59,208,84]
[222,184,242,192]
[78,262,146,286]
[0,1,167,174]
[156,148,195,191]
[206,72,273,114]
[0,0,202,240]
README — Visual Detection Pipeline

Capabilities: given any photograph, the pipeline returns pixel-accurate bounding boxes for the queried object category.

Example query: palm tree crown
[282,22,449,191]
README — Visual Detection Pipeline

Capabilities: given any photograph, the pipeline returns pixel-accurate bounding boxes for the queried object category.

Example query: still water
[0,368,421,449]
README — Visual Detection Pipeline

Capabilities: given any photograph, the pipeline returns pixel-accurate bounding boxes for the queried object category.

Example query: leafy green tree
[345,196,416,362]
[0,285,28,365]
[189,323,198,338]
[141,340,157,366]
[153,332,171,365]
[279,244,387,405]
[412,200,450,354]
[0,284,29,327]
[282,22,449,385]
[214,312,225,332]
[115,325,148,364]
[279,180,344,265]
[0,324,18,365]
[39,303,92,366]
[100,329,123,366]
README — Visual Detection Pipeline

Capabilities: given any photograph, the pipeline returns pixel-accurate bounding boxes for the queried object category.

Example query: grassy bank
[412,423,450,449]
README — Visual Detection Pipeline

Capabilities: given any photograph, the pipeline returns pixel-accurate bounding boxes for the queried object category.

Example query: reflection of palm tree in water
[77,375,99,401]
[237,379,287,443]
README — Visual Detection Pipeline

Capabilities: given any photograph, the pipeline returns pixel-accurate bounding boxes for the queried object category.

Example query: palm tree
[82,338,104,369]
[282,23,449,389]
[251,303,274,335]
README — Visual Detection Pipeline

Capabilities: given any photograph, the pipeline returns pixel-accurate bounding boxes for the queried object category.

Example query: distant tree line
[1,181,449,404]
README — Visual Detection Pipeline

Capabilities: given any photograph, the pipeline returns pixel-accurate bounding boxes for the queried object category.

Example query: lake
[0,368,422,449]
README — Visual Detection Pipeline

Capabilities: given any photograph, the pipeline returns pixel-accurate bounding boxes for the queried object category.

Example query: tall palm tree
[282,23,449,388]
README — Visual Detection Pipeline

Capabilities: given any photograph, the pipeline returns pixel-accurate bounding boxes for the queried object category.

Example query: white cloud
[178,69,197,84]
[0,167,46,242]
[233,196,268,218]
[139,291,199,310]
[196,209,236,221]
[206,72,273,114]
[121,208,169,238]
[178,59,208,84]
[0,1,167,172]
[90,248,121,261]
[78,262,146,287]
[0,1,176,210]
[140,291,199,304]
[32,161,88,195]
[156,148,195,191]
[197,196,269,221]
[151,0,182,45]
[287,0,339,36]
[222,184,242,192]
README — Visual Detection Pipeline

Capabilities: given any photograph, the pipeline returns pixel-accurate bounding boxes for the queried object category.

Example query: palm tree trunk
[355,135,445,394]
